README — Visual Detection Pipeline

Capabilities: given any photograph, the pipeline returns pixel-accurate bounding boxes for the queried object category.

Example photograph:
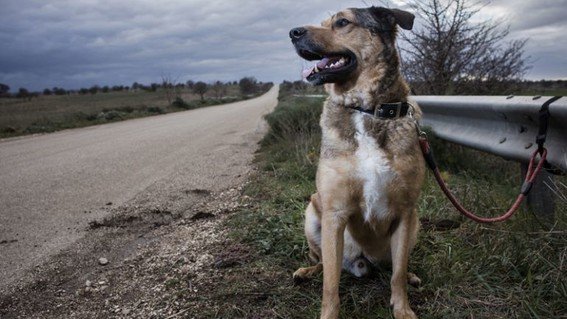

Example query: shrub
[172,97,191,109]
[103,111,122,120]
[146,106,165,114]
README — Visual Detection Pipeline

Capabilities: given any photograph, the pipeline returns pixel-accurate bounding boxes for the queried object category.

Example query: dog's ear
[390,9,414,30]
[368,7,415,31]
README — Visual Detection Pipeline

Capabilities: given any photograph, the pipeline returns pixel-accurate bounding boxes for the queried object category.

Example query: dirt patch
[0,186,247,319]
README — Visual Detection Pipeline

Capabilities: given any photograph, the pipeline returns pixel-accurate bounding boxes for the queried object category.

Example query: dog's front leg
[389,214,417,319]
[320,211,347,319]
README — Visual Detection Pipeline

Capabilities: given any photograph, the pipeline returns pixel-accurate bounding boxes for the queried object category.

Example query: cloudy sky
[0,0,565,91]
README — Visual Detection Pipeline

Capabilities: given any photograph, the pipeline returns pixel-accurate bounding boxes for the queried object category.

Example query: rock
[99,257,109,265]
[85,280,92,287]
[122,309,131,315]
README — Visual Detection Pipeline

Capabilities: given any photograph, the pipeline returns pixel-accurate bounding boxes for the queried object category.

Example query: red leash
[418,136,547,223]
[408,96,560,224]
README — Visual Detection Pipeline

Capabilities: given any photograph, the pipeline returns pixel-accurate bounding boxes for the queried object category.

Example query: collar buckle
[375,102,403,118]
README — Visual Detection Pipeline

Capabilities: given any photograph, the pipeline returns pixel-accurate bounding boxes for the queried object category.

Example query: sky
[0,0,565,92]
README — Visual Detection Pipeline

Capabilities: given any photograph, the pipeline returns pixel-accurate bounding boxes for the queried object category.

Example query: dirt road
[0,86,278,290]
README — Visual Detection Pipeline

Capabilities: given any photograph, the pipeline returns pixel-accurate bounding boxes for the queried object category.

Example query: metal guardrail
[414,95,567,173]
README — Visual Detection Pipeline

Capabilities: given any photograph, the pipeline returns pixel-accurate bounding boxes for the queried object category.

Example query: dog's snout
[289,27,307,40]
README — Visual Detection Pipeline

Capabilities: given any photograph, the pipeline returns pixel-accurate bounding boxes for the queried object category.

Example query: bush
[146,106,164,114]
[172,97,191,109]
[103,111,122,120]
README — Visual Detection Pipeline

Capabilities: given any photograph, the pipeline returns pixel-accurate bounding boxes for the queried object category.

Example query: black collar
[348,102,410,119]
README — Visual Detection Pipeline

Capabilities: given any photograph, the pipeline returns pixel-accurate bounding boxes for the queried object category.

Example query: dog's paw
[393,308,417,319]
[292,264,322,284]
[407,272,421,287]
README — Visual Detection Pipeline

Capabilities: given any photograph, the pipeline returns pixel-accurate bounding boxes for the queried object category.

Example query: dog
[289,6,424,319]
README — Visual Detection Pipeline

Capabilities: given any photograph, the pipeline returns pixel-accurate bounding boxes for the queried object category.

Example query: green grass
[0,85,268,138]
[212,86,567,318]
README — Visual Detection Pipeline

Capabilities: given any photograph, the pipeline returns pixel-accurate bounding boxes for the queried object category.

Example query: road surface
[0,85,278,289]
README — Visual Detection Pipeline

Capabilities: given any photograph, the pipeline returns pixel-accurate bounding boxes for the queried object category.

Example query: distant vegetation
[280,79,567,97]
[0,77,273,138]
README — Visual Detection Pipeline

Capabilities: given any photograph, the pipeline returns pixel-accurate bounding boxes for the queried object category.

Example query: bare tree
[161,75,181,105]
[401,0,529,95]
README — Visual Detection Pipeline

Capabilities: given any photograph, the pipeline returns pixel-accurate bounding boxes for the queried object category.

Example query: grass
[0,85,268,138]
[205,86,566,318]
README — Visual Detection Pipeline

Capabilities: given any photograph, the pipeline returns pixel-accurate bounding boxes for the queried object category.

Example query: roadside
[0,173,253,318]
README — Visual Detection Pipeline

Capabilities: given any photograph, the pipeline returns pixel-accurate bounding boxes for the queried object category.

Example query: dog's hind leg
[389,209,419,319]
[294,194,370,282]
[294,196,323,281]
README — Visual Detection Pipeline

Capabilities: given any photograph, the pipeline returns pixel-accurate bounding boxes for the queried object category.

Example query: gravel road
[0,86,278,290]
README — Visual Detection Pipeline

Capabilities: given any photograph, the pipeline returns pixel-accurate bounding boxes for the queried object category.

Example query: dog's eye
[335,18,350,28]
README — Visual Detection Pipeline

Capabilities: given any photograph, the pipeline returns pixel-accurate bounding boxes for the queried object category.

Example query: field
[0,85,265,138]
[193,87,566,318]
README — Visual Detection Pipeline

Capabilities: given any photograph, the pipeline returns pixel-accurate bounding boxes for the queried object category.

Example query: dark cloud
[0,0,564,91]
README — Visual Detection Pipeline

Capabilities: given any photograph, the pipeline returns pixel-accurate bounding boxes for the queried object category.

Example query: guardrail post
[521,164,555,223]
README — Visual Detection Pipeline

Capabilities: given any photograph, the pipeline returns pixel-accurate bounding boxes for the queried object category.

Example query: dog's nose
[289,27,307,40]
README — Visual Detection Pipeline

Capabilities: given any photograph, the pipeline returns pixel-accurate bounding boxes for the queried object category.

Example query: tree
[193,81,208,101]
[239,77,257,96]
[53,87,67,95]
[401,0,529,95]
[210,81,227,99]
[17,88,30,100]
[43,88,52,95]
[161,75,180,105]
[186,80,194,89]
[89,85,100,95]
[0,83,10,96]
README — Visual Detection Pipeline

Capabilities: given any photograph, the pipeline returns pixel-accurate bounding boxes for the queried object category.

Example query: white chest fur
[352,113,394,221]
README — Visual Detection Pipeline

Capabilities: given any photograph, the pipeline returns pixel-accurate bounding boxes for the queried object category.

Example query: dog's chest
[352,113,394,221]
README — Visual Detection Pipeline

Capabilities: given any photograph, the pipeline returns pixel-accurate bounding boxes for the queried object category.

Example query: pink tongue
[302,67,314,79]
[302,57,329,79]
[317,57,330,69]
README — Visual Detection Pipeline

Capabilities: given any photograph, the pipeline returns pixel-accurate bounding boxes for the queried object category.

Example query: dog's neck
[326,47,410,110]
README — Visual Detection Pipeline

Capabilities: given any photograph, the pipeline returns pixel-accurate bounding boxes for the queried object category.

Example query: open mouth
[297,50,357,84]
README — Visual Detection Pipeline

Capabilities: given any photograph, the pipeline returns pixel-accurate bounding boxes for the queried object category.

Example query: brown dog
[289,6,424,319]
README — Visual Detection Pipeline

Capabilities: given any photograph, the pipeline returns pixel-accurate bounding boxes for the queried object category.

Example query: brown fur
[291,7,425,319]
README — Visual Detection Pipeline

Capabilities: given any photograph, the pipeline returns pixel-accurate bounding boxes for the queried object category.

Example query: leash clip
[408,103,426,138]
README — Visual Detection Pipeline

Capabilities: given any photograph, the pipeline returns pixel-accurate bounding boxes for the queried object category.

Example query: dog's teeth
[314,66,319,72]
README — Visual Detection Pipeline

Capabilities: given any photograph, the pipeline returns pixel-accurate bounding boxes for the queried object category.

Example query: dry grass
[0,85,247,138]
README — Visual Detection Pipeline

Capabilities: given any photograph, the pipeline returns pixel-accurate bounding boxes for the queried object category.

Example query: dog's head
[290,7,414,86]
